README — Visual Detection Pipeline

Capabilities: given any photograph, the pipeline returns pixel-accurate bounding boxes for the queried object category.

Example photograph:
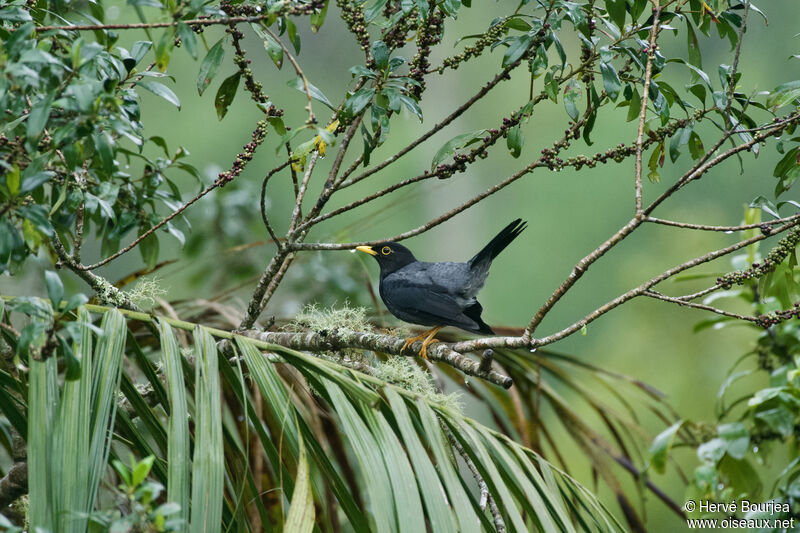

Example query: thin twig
[445,426,506,532]
[643,290,760,323]
[646,111,800,218]
[289,153,319,234]
[261,25,316,124]
[241,249,290,330]
[634,2,661,215]
[292,105,597,251]
[32,11,315,32]
[75,178,223,271]
[287,143,300,197]
[50,234,141,310]
[646,213,800,232]
[723,0,750,128]
[676,286,721,302]
[260,160,292,246]
[337,64,524,188]
[533,218,800,347]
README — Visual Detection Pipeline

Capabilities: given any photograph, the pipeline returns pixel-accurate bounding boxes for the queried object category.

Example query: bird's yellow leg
[418,326,443,360]
[401,326,441,356]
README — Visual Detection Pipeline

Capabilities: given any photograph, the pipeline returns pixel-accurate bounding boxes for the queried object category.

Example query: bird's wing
[422,261,486,301]
[381,265,485,332]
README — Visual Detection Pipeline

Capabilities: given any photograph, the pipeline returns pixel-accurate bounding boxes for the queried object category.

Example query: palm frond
[12,303,625,531]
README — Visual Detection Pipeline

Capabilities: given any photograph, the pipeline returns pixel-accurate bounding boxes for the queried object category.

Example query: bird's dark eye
[381,246,392,255]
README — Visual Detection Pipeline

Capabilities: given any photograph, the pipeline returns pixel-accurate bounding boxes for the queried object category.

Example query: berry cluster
[216,117,275,186]
[579,18,597,84]
[1,135,25,169]
[225,24,268,104]
[337,0,371,54]
[757,303,800,328]
[430,113,522,179]
[408,10,444,98]
[544,117,692,171]
[438,20,508,73]
[382,10,418,51]
[717,227,800,289]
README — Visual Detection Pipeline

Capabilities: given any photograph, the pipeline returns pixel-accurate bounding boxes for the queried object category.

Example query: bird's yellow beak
[356,245,377,256]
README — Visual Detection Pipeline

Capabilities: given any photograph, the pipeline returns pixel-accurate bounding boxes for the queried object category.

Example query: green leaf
[755,406,794,438]
[310,0,329,32]
[385,390,460,532]
[197,38,225,96]
[214,72,241,120]
[287,76,335,110]
[431,129,487,170]
[626,88,641,122]
[251,23,283,69]
[343,87,375,118]
[563,80,581,120]
[718,422,749,460]
[685,21,702,75]
[26,95,54,141]
[604,0,625,30]
[190,327,224,532]
[599,63,621,101]
[648,142,664,183]
[398,94,422,121]
[44,271,63,308]
[284,436,315,533]
[176,22,197,59]
[93,132,115,175]
[138,229,159,270]
[649,420,683,474]
[507,125,523,158]
[372,40,389,70]
[131,455,155,488]
[19,171,55,196]
[137,81,181,109]
[0,6,33,21]
[503,34,533,67]
[18,205,54,237]
[505,17,531,31]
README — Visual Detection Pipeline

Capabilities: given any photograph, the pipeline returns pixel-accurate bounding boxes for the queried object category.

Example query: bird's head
[356,242,417,275]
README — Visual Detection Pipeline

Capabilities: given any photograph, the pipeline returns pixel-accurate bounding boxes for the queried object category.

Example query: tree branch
[241,329,513,388]
[634,2,661,215]
[32,9,317,33]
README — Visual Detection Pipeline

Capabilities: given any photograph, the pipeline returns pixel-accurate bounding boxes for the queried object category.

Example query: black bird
[356,219,526,359]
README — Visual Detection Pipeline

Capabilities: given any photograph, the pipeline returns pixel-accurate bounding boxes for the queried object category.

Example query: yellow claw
[401,326,442,360]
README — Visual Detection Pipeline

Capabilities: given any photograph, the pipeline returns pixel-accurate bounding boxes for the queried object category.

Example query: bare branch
[289,153,319,234]
[723,0,750,128]
[31,8,317,33]
[445,426,506,531]
[261,25,316,124]
[646,213,800,232]
[50,235,141,310]
[634,2,661,215]
[260,160,293,246]
[533,219,800,347]
[643,289,760,323]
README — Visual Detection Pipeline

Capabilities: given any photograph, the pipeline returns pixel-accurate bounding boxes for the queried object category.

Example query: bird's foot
[418,338,440,360]
[401,326,443,360]
[401,332,429,354]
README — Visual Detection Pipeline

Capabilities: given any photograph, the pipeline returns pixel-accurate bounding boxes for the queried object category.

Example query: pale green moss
[287,302,372,336]
[374,356,462,413]
[126,276,167,308]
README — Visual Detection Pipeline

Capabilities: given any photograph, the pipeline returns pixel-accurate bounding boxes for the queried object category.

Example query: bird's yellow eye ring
[381,246,392,255]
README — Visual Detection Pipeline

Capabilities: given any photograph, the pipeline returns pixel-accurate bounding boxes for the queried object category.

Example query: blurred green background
[3,1,798,529]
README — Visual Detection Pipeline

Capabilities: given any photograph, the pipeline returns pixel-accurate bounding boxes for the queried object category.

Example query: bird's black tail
[469,218,527,267]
